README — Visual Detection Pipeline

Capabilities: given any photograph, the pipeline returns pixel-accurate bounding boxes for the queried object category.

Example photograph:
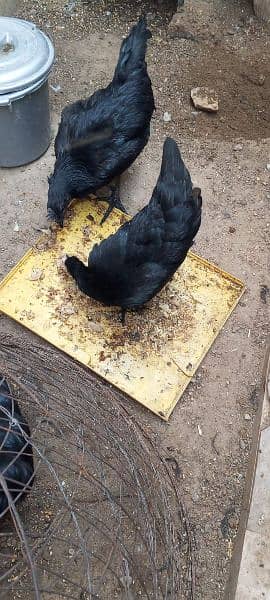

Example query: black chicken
[47,16,155,227]
[0,376,34,516]
[65,137,202,324]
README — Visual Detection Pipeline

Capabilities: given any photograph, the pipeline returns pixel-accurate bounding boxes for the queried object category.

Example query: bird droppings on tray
[28,268,45,281]
[81,225,91,241]
[19,310,35,321]
[0,199,244,419]
[57,302,77,319]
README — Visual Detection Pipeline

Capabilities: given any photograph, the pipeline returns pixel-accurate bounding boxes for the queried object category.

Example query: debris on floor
[191,87,219,113]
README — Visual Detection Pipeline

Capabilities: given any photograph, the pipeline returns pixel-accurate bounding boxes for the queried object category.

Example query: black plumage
[65,137,202,324]
[0,376,34,516]
[47,16,155,227]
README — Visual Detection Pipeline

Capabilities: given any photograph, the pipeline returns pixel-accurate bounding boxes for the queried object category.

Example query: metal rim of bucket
[0,17,55,96]
[0,74,51,107]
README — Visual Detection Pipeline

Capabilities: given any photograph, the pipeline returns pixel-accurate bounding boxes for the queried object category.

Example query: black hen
[65,137,202,324]
[47,16,155,227]
[0,376,34,516]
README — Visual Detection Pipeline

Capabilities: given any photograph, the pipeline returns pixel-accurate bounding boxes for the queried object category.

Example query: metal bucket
[0,17,54,167]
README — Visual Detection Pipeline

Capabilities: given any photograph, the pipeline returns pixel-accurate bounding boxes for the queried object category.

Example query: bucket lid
[0,17,54,95]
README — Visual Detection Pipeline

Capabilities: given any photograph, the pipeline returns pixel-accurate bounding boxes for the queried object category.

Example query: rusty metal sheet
[0,199,245,420]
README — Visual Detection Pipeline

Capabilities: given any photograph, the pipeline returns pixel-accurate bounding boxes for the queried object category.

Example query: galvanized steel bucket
[0,17,54,167]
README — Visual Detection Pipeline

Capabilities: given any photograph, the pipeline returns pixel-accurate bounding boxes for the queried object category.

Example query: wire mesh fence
[0,332,195,599]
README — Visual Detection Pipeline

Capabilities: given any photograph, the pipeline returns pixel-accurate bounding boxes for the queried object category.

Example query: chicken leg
[120,307,127,325]
[100,181,128,225]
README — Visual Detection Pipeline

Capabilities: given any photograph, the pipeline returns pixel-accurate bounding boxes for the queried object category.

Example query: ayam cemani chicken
[47,16,155,227]
[65,137,202,324]
[0,376,34,516]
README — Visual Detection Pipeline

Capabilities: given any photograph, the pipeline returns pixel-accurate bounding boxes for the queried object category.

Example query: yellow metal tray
[0,199,244,420]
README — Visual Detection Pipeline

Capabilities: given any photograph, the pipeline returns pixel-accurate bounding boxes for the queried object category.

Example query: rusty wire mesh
[0,332,195,599]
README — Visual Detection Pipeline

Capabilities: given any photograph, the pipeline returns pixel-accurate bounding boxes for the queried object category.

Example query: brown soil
[18,0,270,142]
[0,0,269,599]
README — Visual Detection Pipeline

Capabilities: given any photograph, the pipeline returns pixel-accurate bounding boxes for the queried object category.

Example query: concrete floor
[0,1,270,598]
[0,0,17,16]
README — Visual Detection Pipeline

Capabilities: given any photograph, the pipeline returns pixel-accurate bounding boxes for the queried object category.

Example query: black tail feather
[155,138,202,239]
[113,16,152,83]
[160,137,186,181]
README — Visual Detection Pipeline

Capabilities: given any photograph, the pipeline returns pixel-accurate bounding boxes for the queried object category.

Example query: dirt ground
[0,0,270,598]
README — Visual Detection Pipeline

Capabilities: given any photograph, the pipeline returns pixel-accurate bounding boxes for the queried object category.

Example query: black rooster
[0,376,34,516]
[65,137,202,324]
[47,16,155,227]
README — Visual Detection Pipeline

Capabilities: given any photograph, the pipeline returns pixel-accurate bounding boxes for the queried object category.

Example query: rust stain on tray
[0,199,245,420]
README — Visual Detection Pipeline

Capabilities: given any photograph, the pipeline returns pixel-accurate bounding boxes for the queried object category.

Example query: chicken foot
[120,307,127,326]
[100,184,128,225]
[120,305,146,326]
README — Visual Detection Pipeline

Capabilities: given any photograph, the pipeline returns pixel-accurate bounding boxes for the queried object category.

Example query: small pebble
[258,74,265,85]
[50,83,61,93]
[163,111,172,123]
[258,514,265,526]
[244,413,251,421]
[266,164,270,171]
[239,439,246,450]
[233,144,243,151]
[191,87,219,113]
[64,0,77,14]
